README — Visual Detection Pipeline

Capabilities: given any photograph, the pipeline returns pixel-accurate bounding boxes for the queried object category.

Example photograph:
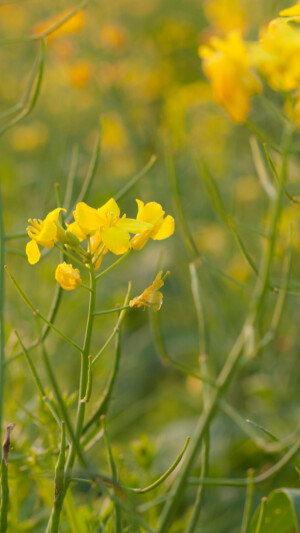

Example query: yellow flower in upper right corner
[254,18,300,91]
[280,2,300,17]
[199,31,261,123]
[131,201,175,251]
[129,271,169,311]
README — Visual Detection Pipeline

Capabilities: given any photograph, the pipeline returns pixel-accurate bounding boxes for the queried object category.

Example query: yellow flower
[26,208,65,265]
[254,18,300,91]
[129,271,169,311]
[203,0,246,34]
[280,2,300,17]
[69,61,92,88]
[131,200,175,251]
[55,262,82,290]
[73,198,152,255]
[199,31,261,123]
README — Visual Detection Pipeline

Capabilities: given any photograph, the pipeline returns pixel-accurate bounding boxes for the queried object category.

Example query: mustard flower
[73,198,152,255]
[26,207,65,265]
[254,18,300,91]
[199,31,261,123]
[55,262,82,290]
[129,271,170,311]
[130,200,175,251]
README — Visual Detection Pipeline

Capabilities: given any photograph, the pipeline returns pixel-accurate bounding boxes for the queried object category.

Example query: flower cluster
[26,198,174,291]
[199,1,300,125]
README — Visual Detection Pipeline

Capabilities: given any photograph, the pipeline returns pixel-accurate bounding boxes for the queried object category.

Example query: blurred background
[1,0,300,531]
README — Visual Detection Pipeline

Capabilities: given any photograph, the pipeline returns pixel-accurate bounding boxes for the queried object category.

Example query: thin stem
[4,265,82,351]
[0,185,5,438]
[0,39,45,137]
[69,125,102,217]
[14,329,62,431]
[95,250,131,281]
[102,416,122,533]
[114,155,157,201]
[33,1,88,41]
[93,305,130,316]
[240,470,255,533]
[128,437,190,495]
[83,332,121,434]
[254,498,267,533]
[92,282,131,366]
[63,145,79,212]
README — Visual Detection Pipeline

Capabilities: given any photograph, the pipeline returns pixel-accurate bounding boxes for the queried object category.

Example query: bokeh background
[1,0,300,531]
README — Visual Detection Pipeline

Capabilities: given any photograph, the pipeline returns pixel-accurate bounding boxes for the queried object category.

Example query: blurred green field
[1,0,300,531]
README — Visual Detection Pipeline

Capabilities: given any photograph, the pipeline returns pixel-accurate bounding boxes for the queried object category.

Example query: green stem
[0,460,8,533]
[128,437,190,495]
[240,469,255,533]
[114,155,157,201]
[102,416,122,533]
[0,185,5,439]
[95,250,131,281]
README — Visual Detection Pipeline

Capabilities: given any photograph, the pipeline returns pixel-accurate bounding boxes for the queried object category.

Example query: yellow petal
[45,207,66,223]
[152,215,175,240]
[136,200,164,224]
[97,198,120,221]
[102,227,130,255]
[116,217,152,233]
[26,240,40,264]
[130,230,152,251]
[67,221,86,241]
[35,220,57,247]
[73,202,101,235]
[280,3,300,17]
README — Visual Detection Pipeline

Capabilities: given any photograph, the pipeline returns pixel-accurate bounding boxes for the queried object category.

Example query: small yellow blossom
[254,18,300,91]
[73,198,152,255]
[55,262,82,290]
[99,22,128,51]
[129,271,169,311]
[131,200,175,251]
[26,208,65,265]
[69,61,92,88]
[199,31,261,123]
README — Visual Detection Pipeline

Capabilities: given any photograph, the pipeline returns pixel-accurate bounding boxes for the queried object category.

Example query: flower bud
[65,230,81,248]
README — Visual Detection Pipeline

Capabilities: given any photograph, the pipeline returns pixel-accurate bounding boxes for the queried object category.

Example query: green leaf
[249,489,300,533]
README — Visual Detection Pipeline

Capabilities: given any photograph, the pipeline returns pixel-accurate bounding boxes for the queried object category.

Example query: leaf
[249,489,300,533]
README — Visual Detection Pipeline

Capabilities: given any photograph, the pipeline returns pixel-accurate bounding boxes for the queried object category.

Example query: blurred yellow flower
[73,199,152,255]
[255,18,300,91]
[131,200,175,251]
[203,0,246,34]
[280,2,300,17]
[199,31,261,123]
[26,208,65,265]
[129,271,169,311]
[99,22,128,51]
[55,262,82,290]
[10,122,48,151]
[33,9,86,40]
[69,61,92,88]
